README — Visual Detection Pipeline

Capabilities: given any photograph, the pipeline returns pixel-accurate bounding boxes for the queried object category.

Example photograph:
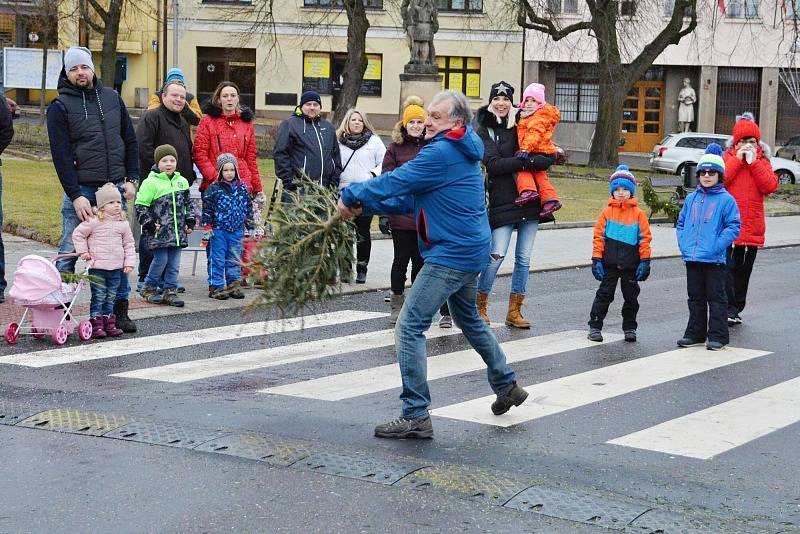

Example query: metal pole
[162,0,168,79]
[172,0,178,66]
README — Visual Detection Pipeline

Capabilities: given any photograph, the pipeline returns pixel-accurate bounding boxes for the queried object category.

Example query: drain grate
[17,409,135,436]
[292,451,429,485]
[194,432,315,467]
[504,484,649,530]
[106,420,232,449]
[0,401,41,426]
[394,464,538,505]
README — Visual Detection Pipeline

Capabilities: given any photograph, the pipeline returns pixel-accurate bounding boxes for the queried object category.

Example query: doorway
[621,81,665,152]
[196,47,256,109]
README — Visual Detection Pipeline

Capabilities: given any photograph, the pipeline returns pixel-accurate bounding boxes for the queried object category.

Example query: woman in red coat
[722,113,778,325]
[194,81,262,195]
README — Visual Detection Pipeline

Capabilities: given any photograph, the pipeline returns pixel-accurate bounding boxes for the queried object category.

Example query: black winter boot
[113,300,137,333]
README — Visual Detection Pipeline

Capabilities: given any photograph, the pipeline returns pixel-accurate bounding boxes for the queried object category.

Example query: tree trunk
[39,35,49,126]
[332,0,370,127]
[99,0,123,87]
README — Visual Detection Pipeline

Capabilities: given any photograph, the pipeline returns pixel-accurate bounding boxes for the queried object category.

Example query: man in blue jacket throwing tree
[337,90,529,439]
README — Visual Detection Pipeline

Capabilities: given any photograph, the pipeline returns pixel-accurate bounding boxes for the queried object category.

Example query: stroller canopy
[8,255,69,302]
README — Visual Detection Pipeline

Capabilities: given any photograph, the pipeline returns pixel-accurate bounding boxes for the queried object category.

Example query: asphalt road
[1,248,798,533]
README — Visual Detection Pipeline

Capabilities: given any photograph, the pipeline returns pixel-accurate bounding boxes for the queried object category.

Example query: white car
[650,132,799,185]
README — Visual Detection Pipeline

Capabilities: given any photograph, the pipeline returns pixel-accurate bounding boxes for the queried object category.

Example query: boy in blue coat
[675,144,741,350]
[202,153,252,300]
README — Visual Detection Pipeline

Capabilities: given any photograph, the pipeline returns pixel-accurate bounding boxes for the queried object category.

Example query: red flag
[717,0,726,13]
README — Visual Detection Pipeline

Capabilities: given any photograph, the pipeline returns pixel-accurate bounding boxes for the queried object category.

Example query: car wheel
[776,169,795,185]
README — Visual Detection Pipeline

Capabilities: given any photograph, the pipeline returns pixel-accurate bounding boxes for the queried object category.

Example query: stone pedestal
[399,72,442,113]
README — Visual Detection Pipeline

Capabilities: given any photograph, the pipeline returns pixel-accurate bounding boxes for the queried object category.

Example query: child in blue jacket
[202,153,253,300]
[675,144,741,350]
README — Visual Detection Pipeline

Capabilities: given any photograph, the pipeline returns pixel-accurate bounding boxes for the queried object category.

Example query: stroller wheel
[77,320,93,341]
[4,323,20,345]
[32,326,46,340]
[51,325,68,345]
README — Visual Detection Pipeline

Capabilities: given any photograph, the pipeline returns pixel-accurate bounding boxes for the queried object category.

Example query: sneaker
[514,190,539,207]
[355,271,367,284]
[374,416,433,439]
[587,328,603,342]
[438,314,452,328]
[539,200,562,218]
[727,315,742,326]
[677,337,704,347]
[624,330,637,342]
[491,382,529,415]
[706,341,726,351]
[140,285,163,304]
[227,282,245,299]
[176,285,186,294]
[209,287,229,300]
[161,288,184,307]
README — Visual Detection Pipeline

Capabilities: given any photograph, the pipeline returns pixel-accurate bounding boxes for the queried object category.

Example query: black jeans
[684,262,728,344]
[725,245,758,318]
[354,214,373,272]
[137,233,154,282]
[588,266,640,331]
[390,229,448,316]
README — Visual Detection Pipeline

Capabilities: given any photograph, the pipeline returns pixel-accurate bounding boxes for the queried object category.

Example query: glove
[516,150,529,160]
[185,217,196,231]
[253,191,267,207]
[635,260,651,282]
[528,154,556,171]
[592,259,605,281]
[142,221,157,234]
[378,216,391,235]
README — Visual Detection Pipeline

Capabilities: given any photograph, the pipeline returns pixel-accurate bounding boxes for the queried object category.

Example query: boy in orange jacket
[514,82,562,218]
[588,165,652,343]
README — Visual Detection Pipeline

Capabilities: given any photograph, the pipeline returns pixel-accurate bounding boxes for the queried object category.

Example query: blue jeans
[57,185,131,301]
[477,221,539,295]
[395,262,517,419]
[0,170,6,295]
[89,268,122,317]
[145,247,181,289]
[209,227,243,288]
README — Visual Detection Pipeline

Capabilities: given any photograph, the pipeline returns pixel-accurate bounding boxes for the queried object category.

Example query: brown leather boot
[476,292,490,325]
[505,293,530,329]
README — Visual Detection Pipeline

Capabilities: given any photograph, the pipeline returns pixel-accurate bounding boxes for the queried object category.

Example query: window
[663,0,694,17]
[197,47,257,109]
[301,51,383,97]
[303,0,383,8]
[787,0,800,19]
[436,56,481,98]
[725,0,759,18]
[563,0,578,13]
[619,0,636,16]
[436,0,483,13]
[555,81,599,122]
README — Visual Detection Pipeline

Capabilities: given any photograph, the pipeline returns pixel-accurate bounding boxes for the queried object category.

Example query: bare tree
[513,0,697,167]
[84,0,124,87]
[333,0,370,125]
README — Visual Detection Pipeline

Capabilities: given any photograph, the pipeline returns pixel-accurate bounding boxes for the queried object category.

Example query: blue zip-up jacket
[341,126,491,272]
[201,177,252,233]
[676,183,741,264]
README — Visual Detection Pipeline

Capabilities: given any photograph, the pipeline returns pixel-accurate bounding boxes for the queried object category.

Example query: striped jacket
[592,197,652,269]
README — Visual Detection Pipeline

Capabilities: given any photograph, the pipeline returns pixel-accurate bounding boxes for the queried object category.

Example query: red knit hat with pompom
[732,112,761,144]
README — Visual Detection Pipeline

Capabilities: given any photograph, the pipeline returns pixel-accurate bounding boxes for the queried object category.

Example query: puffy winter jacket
[135,170,193,249]
[474,106,540,229]
[677,184,741,264]
[517,103,560,155]
[273,110,342,190]
[72,214,136,271]
[592,197,652,269]
[201,177,252,233]
[342,126,490,272]
[723,147,778,247]
[193,104,262,194]
[338,133,386,190]
[381,127,426,232]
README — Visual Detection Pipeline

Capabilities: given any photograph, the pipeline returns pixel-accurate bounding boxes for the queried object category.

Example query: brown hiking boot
[209,287,229,300]
[476,292,490,325]
[505,293,530,329]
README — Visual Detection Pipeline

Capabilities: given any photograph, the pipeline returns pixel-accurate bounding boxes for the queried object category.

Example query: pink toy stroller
[4,253,93,345]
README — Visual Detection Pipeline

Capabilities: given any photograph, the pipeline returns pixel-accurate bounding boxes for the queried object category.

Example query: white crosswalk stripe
[260,330,623,400]
[110,326,460,383]
[607,376,800,459]
[0,310,386,368]
[431,346,773,427]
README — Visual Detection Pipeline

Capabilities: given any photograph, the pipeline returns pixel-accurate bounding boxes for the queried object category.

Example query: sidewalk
[2,216,799,326]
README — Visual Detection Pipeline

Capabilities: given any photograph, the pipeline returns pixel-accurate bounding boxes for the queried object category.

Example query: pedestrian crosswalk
[1,309,798,460]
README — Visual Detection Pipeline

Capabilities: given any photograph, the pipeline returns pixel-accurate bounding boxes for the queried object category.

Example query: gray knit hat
[64,46,95,73]
[96,183,121,209]
[216,153,239,181]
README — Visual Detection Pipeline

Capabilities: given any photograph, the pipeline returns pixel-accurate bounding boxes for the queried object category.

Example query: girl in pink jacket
[72,183,137,338]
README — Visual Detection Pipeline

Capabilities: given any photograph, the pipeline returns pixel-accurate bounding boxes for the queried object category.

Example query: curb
[0,399,781,533]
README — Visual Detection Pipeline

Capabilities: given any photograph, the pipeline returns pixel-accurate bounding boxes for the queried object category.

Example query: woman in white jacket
[337,108,387,283]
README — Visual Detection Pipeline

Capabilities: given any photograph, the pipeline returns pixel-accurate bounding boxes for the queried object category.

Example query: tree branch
[86,0,109,24]
[516,1,591,40]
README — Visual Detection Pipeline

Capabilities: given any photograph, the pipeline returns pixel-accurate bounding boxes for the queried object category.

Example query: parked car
[776,135,800,160]
[650,132,800,185]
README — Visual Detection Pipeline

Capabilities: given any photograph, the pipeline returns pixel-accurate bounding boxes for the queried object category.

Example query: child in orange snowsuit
[515,82,562,218]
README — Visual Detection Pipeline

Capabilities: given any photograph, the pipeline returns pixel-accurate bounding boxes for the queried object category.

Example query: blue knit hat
[696,143,725,178]
[609,164,636,195]
[166,67,185,84]
[300,90,322,107]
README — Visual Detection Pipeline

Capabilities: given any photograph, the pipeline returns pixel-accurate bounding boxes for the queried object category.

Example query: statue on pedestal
[401,0,439,74]
[678,78,696,133]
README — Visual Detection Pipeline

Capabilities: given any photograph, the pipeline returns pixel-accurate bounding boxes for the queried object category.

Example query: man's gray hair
[431,90,473,126]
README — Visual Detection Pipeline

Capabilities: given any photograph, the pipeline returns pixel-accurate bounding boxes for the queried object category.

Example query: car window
[701,137,727,149]
[658,135,673,146]
[676,137,700,148]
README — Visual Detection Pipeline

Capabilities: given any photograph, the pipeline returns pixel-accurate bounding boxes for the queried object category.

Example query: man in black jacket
[47,46,139,331]
[0,90,14,304]
[135,79,195,291]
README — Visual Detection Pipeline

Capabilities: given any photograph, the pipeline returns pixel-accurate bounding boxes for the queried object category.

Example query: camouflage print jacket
[134,169,194,249]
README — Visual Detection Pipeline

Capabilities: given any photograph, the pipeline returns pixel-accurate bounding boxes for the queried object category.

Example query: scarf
[340,130,372,151]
